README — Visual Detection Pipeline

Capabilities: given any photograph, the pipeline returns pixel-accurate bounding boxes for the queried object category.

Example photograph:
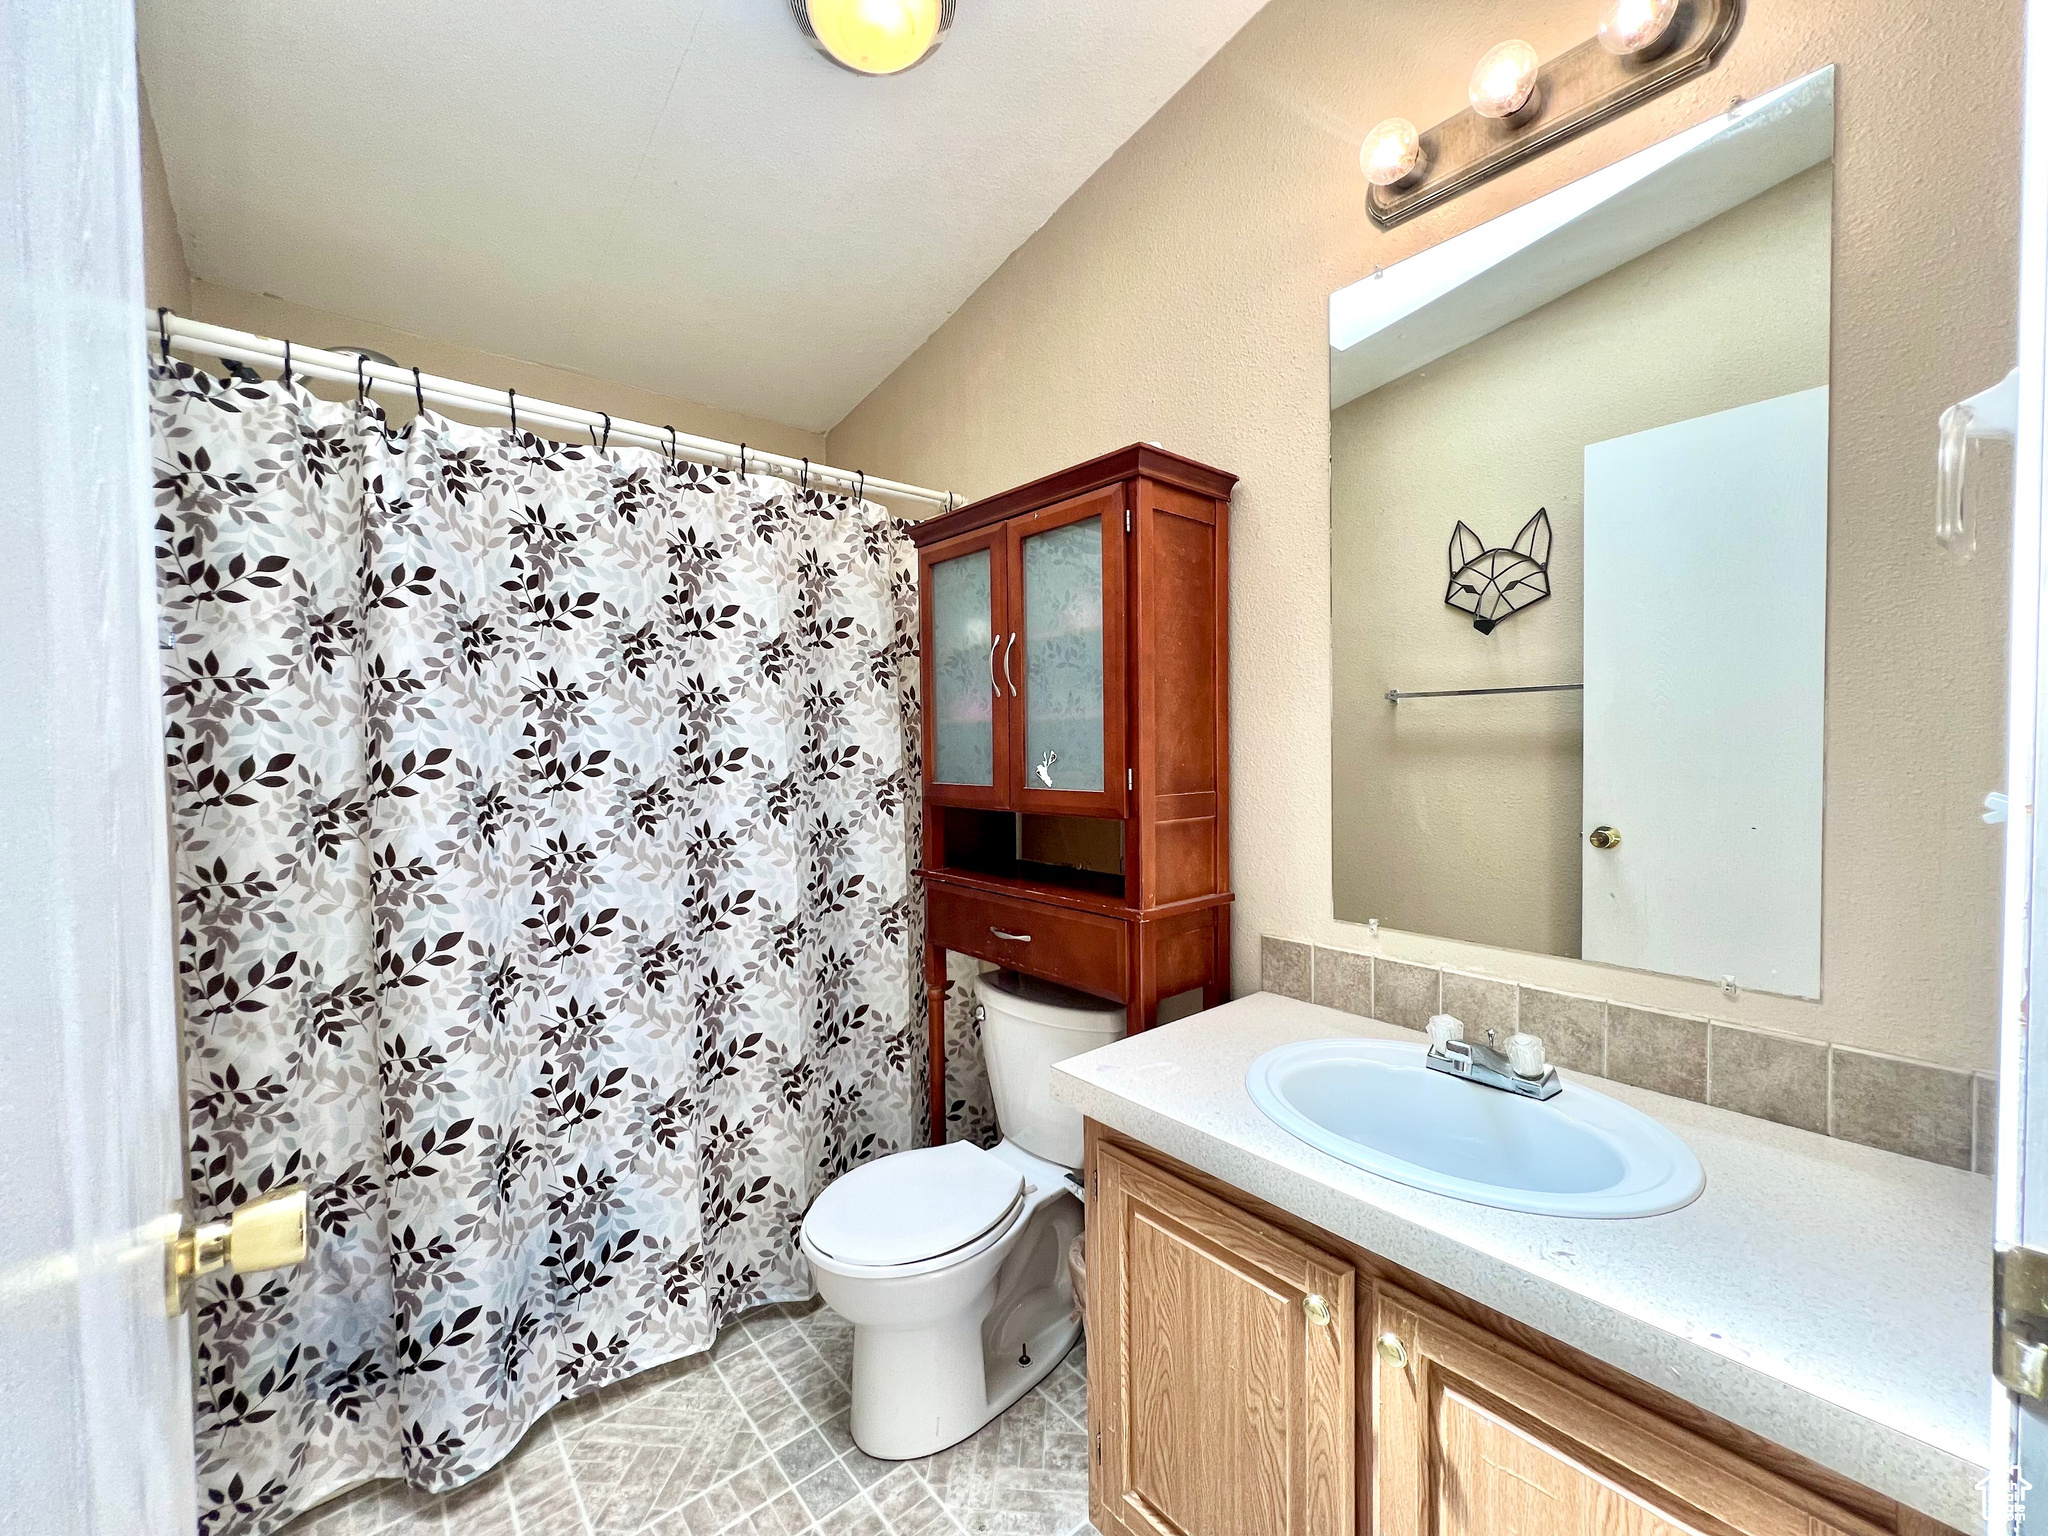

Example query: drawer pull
[990,927,1032,942]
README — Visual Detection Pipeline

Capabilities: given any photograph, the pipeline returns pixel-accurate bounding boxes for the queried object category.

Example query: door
[1373,1287,1873,1536]
[920,525,1012,809]
[1009,485,1129,816]
[1581,387,1829,998]
[1,2,197,1530]
[1089,1142,1354,1536]
[1999,0,2048,1521]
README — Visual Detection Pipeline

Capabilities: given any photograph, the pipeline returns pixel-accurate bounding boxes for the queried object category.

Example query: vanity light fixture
[1469,40,1540,120]
[1360,0,1739,229]
[1597,0,1681,57]
[1361,117,1424,188]
[791,0,954,76]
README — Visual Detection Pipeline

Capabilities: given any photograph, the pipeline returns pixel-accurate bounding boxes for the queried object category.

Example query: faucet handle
[1505,1032,1546,1079]
[1426,1015,1465,1051]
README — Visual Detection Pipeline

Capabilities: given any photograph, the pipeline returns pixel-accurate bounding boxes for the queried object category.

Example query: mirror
[1329,67,1836,999]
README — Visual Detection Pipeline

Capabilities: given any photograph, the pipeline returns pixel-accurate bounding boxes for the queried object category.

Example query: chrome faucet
[1424,1015,1562,1101]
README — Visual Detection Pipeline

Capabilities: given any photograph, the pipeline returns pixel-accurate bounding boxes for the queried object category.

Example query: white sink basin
[1245,1038,1704,1218]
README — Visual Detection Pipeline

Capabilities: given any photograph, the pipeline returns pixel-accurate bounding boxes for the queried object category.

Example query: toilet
[799,970,1126,1460]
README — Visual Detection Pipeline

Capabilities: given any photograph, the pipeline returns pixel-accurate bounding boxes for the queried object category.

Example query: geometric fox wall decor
[1445,508,1553,634]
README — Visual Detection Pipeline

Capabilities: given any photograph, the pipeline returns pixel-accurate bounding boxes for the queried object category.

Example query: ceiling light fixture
[791,0,955,76]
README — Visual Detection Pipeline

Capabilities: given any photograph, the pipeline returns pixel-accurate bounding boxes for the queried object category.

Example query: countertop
[1051,993,1995,1532]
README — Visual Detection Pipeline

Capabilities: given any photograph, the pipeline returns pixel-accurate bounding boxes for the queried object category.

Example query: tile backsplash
[1259,936,1994,1175]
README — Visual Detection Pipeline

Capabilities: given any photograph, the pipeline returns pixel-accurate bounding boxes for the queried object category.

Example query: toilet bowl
[799,971,1125,1460]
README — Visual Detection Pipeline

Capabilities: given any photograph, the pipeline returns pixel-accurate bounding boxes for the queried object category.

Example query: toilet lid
[803,1142,1026,1268]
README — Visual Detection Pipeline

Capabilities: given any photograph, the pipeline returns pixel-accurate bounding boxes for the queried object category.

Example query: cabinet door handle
[990,927,1032,943]
[1003,633,1018,697]
[1303,1294,1333,1327]
[988,636,1000,696]
[1375,1331,1409,1368]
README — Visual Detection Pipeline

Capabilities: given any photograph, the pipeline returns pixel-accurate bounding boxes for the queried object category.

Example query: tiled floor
[285,1298,1098,1536]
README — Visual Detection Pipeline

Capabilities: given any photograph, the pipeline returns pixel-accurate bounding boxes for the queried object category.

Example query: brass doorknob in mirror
[1303,1293,1333,1327]
[1588,825,1622,850]
[166,1184,309,1315]
[1376,1332,1409,1368]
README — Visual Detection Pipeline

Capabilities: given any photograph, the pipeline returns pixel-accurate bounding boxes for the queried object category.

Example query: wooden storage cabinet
[1374,1286,1884,1536]
[915,445,1237,1143]
[1084,1134,1958,1536]
[1088,1141,1355,1536]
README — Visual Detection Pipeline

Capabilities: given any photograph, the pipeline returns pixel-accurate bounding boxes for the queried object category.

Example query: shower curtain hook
[802,457,811,492]
[597,412,611,452]
[412,366,425,419]
[355,354,368,406]
[739,444,748,477]
[156,307,171,366]
[856,471,865,503]
[665,426,677,465]
[508,387,518,434]
[281,340,292,390]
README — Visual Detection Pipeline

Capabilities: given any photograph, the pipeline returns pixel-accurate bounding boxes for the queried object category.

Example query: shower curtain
[150,361,923,1536]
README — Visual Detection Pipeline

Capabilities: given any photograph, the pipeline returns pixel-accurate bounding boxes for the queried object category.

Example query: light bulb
[1360,117,1422,188]
[1469,39,1540,120]
[805,0,945,76]
[1597,0,1679,55]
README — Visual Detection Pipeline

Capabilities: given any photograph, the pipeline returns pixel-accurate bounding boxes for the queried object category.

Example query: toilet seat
[803,1141,1026,1270]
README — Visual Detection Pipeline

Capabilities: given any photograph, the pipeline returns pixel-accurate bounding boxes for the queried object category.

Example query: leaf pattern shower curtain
[150,362,923,1536]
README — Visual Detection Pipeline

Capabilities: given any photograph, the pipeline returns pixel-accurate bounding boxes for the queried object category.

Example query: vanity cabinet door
[1007,484,1128,817]
[1090,1143,1354,1536]
[1373,1286,1878,1536]
[920,527,1012,809]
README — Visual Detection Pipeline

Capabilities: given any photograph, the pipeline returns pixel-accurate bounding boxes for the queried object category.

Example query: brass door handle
[166,1185,309,1315]
[1376,1331,1409,1368]
[1303,1294,1333,1327]
[1588,825,1622,850]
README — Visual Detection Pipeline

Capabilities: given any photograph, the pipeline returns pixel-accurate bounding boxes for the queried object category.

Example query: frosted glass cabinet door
[1021,515,1108,794]
[929,546,997,787]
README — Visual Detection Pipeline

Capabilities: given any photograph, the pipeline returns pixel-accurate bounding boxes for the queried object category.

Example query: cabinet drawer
[927,884,1127,1001]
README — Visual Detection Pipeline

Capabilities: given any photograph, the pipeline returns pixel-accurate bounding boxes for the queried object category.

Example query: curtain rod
[146,312,960,512]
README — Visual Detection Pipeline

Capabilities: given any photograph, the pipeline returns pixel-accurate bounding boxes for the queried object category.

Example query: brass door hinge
[1996,1245,2048,1399]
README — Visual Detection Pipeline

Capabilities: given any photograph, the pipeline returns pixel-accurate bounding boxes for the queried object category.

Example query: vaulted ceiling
[139,0,1272,432]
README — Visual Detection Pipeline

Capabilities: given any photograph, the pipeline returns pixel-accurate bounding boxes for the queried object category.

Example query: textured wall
[829,0,2021,1070]
[139,86,821,459]
[1332,164,1833,959]
[139,78,190,313]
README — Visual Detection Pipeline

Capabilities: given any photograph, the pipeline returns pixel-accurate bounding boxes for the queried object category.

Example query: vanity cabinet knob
[1588,824,1623,850]
[1376,1332,1409,1369]
[1303,1294,1333,1327]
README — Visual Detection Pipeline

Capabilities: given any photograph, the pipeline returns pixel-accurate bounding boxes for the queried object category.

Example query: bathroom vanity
[912,444,1237,1143]
[1061,996,1991,1536]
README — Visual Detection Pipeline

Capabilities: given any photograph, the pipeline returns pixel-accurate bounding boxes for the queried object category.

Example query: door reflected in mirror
[1329,66,1835,999]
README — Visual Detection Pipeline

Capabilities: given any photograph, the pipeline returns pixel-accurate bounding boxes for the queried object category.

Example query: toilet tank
[974,971,1127,1169]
